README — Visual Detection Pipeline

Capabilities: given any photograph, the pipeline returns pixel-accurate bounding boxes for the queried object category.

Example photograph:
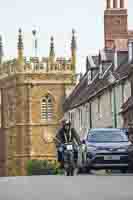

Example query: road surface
[0,174,133,200]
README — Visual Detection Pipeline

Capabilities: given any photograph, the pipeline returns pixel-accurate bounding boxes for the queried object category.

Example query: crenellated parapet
[0,56,73,79]
[0,28,75,79]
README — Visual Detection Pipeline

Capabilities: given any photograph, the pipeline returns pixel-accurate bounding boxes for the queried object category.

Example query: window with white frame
[41,95,53,121]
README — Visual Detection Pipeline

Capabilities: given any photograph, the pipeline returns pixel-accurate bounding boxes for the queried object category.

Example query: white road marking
[0,177,17,182]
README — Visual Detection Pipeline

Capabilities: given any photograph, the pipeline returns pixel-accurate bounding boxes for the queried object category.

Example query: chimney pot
[107,0,111,9]
[113,0,118,8]
[120,0,124,8]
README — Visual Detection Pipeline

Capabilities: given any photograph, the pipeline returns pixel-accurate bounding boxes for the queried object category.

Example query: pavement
[0,174,133,200]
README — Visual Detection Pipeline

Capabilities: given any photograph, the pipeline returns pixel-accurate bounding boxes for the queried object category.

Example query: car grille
[94,155,128,164]
[96,152,127,155]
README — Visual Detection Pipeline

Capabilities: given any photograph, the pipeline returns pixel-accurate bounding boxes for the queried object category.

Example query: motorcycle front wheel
[70,168,74,176]
[65,167,74,176]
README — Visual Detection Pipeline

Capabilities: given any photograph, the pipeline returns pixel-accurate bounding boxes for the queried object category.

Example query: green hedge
[26,160,64,175]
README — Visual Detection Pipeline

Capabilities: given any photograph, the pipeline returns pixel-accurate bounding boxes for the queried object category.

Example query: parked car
[83,128,129,173]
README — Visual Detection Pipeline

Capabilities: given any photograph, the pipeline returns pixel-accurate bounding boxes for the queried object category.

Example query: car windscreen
[87,131,128,143]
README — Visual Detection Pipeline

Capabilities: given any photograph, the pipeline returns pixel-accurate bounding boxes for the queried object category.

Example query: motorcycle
[61,143,76,176]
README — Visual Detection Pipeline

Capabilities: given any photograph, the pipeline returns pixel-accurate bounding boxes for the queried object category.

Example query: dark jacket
[54,127,81,147]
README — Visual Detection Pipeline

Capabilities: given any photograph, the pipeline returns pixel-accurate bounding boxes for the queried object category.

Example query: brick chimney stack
[104,0,128,49]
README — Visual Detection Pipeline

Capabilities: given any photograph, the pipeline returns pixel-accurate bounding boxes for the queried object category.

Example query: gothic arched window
[41,95,53,121]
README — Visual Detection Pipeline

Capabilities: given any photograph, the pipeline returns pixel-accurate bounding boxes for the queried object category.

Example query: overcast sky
[0,0,133,73]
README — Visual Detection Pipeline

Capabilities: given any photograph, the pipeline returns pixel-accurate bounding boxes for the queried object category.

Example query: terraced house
[120,69,133,127]
[63,0,133,137]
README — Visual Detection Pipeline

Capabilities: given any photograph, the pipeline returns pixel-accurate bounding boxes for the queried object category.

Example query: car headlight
[117,147,128,152]
[87,145,97,152]
[86,148,96,159]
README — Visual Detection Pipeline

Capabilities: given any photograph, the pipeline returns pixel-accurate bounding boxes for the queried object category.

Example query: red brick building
[104,0,133,49]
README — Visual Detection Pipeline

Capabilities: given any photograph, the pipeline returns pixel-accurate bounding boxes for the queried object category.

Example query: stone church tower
[104,0,133,49]
[0,29,76,176]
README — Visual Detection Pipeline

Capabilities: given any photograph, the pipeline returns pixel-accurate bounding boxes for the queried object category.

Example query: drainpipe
[112,87,117,128]
[89,102,92,129]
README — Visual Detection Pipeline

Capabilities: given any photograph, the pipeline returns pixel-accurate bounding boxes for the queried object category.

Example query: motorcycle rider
[54,119,81,168]
[128,128,133,173]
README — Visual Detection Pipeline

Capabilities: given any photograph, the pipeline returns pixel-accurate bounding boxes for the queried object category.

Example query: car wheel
[77,167,82,174]
[106,169,112,174]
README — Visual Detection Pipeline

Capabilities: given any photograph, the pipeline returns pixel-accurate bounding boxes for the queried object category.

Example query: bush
[26,160,64,175]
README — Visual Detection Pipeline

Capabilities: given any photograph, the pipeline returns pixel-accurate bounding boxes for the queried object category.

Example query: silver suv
[84,128,129,173]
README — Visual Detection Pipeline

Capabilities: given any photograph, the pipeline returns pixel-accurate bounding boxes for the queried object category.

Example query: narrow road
[0,175,133,200]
